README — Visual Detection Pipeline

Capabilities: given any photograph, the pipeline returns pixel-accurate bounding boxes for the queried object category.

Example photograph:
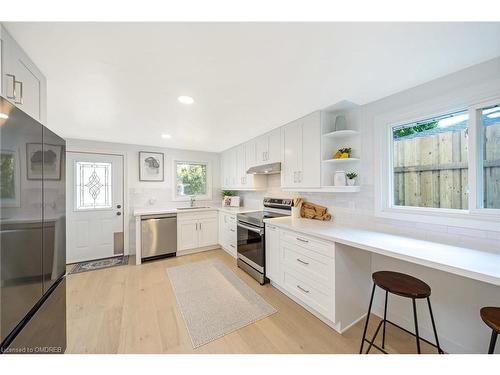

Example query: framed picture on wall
[1,149,21,207]
[139,151,164,181]
[26,143,63,180]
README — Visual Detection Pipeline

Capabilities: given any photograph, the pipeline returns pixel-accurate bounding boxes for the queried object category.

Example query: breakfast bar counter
[264,217,500,287]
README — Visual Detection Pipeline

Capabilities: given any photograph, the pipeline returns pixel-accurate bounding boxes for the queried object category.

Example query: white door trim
[66,148,129,256]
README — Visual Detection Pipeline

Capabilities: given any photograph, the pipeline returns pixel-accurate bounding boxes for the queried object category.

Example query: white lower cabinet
[177,211,218,252]
[266,225,336,324]
[219,212,237,257]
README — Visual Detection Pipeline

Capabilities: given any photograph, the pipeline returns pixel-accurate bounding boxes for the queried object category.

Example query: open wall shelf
[322,158,360,164]
[282,185,360,193]
[322,130,359,139]
[320,102,361,192]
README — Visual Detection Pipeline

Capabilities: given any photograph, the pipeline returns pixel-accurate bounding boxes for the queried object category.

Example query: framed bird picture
[139,151,164,181]
[26,143,63,180]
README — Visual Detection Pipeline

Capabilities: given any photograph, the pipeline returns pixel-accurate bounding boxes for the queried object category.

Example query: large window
[381,98,500,229]
[480,105,500,209]
[174,161,210,200]
[392,110,469,210]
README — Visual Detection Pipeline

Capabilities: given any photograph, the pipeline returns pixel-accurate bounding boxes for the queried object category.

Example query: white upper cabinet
[282,118,301,188]
[0,25,47,124]
[221,141,265,190]
[267,127,281,164]
[300,111,322,187]
[254,127,281,165]
[281,111,321,189]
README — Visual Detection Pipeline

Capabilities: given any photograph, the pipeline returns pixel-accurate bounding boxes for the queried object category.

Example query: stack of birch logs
[293,198,332,221]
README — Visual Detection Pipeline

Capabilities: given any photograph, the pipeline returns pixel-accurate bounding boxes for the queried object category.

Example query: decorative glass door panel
[75,162,112,210]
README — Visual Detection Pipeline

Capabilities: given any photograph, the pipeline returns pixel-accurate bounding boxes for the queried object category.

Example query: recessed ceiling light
[177,96,194,105]
[161,133,172,139]
[0,113,8,120]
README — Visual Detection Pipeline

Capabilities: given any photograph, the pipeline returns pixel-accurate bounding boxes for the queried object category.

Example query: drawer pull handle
[230,244,235,248]
[230,229,235,232]
[297,285,310,293]
[296,237,309,243]
[296,258,309,265]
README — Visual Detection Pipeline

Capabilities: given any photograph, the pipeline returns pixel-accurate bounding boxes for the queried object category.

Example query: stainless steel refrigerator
[0,96,66,354]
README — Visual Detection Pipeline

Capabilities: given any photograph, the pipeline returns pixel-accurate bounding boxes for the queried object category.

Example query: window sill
[376,206,500,232]
[173,195,212,202]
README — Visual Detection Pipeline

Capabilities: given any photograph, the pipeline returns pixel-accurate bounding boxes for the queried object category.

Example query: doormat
[69,255,129,274]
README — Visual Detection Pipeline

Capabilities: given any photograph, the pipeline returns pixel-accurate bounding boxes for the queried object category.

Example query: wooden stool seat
[481,307,500,332]
[372,271,431,299]
[481,306,500,354]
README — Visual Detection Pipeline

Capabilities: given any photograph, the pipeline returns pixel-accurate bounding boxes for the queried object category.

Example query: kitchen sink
[177,206,211,210]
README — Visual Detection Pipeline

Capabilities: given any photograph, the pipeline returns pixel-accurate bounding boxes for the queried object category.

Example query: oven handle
[237,221,264,235]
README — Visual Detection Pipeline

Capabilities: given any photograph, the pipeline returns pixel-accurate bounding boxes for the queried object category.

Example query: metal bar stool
[480,307,500,354]
[359,271,443,354]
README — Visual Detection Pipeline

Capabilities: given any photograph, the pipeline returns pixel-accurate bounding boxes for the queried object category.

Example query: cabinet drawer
[282,265,334,322]
[178,210,218,222]
[280,229,334,259]
[280,241,334,289]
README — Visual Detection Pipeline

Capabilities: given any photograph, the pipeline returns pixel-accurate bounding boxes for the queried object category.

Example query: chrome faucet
[190,196,196,208]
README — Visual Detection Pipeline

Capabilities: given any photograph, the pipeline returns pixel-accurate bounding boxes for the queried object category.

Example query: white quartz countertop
[133,206,258,217]
[264,217,500,287]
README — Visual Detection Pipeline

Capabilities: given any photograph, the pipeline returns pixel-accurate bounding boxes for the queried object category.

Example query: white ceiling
[5,22,500,152]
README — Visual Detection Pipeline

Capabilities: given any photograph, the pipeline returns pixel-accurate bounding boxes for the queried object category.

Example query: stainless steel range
[237,198,292,284]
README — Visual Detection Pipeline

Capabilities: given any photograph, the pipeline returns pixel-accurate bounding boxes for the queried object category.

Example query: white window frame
[375,96,500,232]
[172,160,212,202]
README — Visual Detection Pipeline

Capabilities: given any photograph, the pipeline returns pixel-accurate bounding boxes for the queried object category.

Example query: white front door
[66,152,124,263]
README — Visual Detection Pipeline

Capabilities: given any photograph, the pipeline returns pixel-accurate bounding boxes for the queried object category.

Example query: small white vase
[347,178,356,186]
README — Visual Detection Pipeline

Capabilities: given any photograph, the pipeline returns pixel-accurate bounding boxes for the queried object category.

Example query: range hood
[246,162,281,175]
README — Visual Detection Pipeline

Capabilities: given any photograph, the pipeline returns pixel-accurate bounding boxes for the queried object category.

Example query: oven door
[237,221,264,272]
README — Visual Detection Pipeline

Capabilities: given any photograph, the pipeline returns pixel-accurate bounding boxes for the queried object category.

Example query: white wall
[236,58,500,353]
[65,139,221,253]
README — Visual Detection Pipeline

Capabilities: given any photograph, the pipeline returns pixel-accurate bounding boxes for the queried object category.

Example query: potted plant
[222,190,234,206]
[346,172,358,186]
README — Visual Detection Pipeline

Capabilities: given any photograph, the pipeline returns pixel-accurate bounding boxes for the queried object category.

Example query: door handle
[116,212,122,216]
[5,74,16,100]
[199,222,202,231]
[296,258,309,265]
[296,237,309,243]
[14,79,23,105]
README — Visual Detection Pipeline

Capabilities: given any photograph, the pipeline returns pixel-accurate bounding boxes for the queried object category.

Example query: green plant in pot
[346,172,358,186]
[222,190,234,206]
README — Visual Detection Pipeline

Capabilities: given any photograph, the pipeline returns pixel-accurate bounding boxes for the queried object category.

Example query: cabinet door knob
[116,212,122,216]
[117,204,122,209]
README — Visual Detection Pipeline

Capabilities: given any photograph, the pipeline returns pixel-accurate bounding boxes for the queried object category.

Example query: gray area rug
[166,259,277,348]
[69,255,129,274]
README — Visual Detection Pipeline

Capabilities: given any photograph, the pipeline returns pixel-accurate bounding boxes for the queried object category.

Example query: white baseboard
[176,245,219,257]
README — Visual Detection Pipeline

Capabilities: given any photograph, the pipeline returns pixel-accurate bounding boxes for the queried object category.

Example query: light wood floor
[66,249,438,354]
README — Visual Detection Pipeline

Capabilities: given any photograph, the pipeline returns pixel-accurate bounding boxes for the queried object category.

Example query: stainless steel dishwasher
[141,213,177,260]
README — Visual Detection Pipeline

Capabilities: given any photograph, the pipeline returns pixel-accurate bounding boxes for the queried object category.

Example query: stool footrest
[363,319,444,354]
